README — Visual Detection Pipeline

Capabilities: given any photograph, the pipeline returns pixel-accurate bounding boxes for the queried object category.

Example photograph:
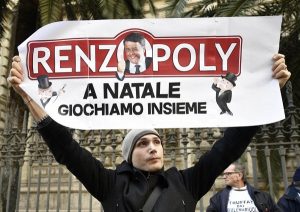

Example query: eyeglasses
[222,172,240,177]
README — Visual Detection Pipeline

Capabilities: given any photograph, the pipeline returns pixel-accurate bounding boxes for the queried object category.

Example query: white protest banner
[18,16,284,130]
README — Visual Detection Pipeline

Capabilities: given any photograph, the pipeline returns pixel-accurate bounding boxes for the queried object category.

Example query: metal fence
[0,81,299,211]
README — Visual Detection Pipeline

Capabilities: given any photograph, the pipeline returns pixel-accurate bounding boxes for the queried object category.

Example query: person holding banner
[8,54,290,212]
[206,161,281,211]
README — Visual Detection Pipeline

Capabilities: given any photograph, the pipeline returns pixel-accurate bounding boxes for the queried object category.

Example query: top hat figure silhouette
[212,72,238,116]
[37,75,65,108]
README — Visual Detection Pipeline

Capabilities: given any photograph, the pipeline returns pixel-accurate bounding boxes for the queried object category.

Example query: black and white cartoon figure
[37,75,65,108]
[212,72,237,116]
[116,32,152,81]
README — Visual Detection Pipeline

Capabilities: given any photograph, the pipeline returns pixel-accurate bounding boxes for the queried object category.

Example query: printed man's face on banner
[124,41,145,64]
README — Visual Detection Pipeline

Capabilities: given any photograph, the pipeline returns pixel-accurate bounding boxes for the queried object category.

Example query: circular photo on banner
[116,32,152,81]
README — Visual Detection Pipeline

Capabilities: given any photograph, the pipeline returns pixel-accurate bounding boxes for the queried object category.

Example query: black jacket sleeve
[37,116,115,201]
[181,126,259,200]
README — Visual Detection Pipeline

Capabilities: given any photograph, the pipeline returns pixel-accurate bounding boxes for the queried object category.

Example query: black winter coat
[277,184,300,212]
[206,183,282,212]
[38,117,258,212]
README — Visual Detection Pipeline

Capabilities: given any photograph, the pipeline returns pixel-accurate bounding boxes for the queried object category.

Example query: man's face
[131,134,164,172]
[223,164,242,187]
[124,41,145,64]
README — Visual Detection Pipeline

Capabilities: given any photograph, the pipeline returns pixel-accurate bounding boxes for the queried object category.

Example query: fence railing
[0,81,299,211]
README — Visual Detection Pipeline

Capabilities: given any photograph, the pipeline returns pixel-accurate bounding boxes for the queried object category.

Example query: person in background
[277,166,300,212]
[7,54,289,212]
[207,161,282,212]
